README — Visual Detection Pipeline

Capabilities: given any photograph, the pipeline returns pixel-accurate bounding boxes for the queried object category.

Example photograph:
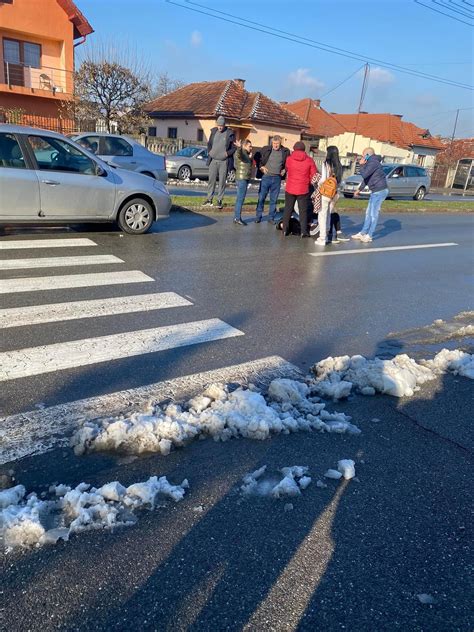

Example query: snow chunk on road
[337,459,356,480]
[241,465,311,498]
[71,383,360,457]
[311,348,474,399]
[324,469,342,480]
[0,476,188,551]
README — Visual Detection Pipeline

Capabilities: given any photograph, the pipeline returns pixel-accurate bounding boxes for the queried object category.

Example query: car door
[0,132,40,218]
[193,149,208,176]
[27,134,117,219]
[387,166,408,197]
[98,136,136,172]
[405,166,420,196]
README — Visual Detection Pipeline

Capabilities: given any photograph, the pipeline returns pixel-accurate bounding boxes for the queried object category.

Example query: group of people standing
[204,115,389,243]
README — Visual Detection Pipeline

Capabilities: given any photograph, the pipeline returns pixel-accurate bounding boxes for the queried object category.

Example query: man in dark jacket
[204,115,236,209]
[255,135,290,223]
[232,139,253,226]
[352,148,388,243]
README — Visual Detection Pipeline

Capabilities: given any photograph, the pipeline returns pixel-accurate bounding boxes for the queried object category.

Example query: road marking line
[309,242,458,257]
[0,292,192,329]
[0,238,97,250]
[0,254,123,270]
[0,270,153,294]
[0,356,301,464]
[0,318,244,382]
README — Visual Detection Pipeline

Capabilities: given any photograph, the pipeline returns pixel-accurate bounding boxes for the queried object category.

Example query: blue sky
[76,0,473,137]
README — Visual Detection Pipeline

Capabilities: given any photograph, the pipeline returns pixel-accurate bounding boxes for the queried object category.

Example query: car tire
[177,165,192,180]
[117,198,154,234]
[343,193,353,198]
[227,169,236,183]
[414,186,426,201]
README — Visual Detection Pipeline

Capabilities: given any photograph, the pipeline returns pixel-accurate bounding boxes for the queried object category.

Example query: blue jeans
[234,179,249,219]
[361,188,389,237]
[256,175,281,219]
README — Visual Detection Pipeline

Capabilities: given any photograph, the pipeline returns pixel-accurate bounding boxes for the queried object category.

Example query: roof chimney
[234,78,246,88]
[313,99,321,108]
[393,114,403,118]
[280,101,288,105]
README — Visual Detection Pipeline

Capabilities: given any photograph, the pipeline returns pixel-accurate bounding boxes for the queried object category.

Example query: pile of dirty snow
[0,475,188,551]
[324,459,356,481]
[240,465,312,498]
[311,348,474,399]
[71,380,360,457]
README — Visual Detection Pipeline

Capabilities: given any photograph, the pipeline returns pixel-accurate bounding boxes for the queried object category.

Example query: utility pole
[450,108,460,143]
[350,62,370,170]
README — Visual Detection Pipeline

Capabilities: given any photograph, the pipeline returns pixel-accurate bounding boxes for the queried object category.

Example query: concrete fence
[132,135,206,155]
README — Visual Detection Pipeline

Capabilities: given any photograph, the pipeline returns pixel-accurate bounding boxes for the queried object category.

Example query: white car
[0,125,171,234]
[72,132,167,183]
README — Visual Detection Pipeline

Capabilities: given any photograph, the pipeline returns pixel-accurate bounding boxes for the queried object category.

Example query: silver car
[167,146,236,182]
[342,164,431,201]
[0,124,171,234]
[72,132,167,183]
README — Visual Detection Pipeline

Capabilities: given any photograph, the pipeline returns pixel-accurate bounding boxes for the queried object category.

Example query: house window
[168,127,178,139]
[416,154,425,166]
[197,129,204,142]
[3,38,41,87]
[148,127,157,137]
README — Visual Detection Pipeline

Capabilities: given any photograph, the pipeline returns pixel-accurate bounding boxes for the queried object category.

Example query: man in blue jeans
[352,148,389,243]
[233,139,253,226]
[255,136,290,223]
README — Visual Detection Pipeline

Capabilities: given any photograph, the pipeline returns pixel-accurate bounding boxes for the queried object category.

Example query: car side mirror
[391,173,399,178]
[196,154,203,160]
[95,164,107,177]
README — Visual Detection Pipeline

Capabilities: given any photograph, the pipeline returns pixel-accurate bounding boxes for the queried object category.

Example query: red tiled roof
[146,80,308,130]
[56,0,94,38]
[283,99,347,138]
[332,112,445,150]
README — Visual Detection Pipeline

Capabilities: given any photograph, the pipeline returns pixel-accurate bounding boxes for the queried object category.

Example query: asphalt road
[0,211,473,631]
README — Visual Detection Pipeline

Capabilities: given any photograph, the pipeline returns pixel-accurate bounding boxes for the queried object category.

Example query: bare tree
[152,72,185,99]
[73,40,152,134]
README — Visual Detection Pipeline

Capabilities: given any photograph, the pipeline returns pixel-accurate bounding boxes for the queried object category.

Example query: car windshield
[175,147,200,157]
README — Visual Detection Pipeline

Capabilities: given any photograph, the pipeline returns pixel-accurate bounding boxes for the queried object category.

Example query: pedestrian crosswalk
[0,236,244,386]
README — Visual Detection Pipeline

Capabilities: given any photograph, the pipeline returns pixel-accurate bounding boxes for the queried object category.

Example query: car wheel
[414,186,426,201]
[343,193,353,198]
[117,198,154,234]
[177,165,192,180]
[141,171,155,179]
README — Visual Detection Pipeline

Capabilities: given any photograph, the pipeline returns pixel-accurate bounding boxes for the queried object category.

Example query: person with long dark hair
[315,145,346,245]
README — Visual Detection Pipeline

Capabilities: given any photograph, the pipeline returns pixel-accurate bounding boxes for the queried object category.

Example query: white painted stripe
[0,254,123,270]
[0,238,97,250]
[309,242,458,257]
[0,292,192,328]
[0,356,301,464]
[0,270,153,294]
[0,318,244,382]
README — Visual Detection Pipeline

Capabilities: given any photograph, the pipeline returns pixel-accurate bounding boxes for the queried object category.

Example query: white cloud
[368,67,395,85]
[190,31,202,47]
[288,68,324,94]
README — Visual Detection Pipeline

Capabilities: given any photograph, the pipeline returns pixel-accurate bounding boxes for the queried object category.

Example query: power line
[166,1,473,90]
[446,0,474,16]
[414,0,474,26]
[434,0,474,19]
[320,65,366,98]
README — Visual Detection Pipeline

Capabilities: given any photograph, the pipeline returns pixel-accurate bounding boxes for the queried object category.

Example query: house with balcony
[145,79,308,148]
[0,0,93,131]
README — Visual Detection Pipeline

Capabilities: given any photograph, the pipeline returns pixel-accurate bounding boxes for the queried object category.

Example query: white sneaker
[351,232,364,240]
[336,231,350,242]
[360,234,373,243]
[315,238,327,246]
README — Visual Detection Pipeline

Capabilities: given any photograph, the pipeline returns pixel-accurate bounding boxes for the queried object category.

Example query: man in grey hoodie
[204,116,236,209]
[352,148,388,243]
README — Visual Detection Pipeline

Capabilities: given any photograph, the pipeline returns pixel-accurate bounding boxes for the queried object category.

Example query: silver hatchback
[166,146,236,182]
[72,132,167,183]
[342,163,431,200]
[0,125,171,234]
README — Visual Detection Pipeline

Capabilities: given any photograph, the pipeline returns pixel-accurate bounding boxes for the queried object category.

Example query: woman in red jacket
[282,141,317,238]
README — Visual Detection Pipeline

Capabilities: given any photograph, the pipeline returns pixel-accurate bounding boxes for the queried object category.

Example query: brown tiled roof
[146,80,308,129]
[332,113,445,150]
[283,99,347,137]
[435,138,473,164]
[56,0,94,38]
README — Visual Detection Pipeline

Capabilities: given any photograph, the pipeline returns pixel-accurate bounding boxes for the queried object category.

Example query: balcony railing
[1,61,73,96]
